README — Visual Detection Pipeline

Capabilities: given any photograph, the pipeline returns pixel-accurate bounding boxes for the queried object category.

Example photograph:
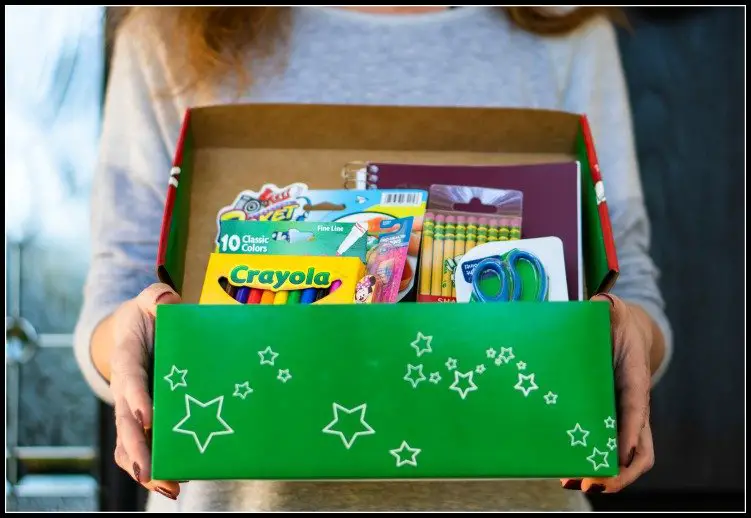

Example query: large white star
[404,364,427,388]
[604,416,616,429]
[566,423,590,447]
[389,441,421,467]
[258,346,279,366]
[173,395,234,454]
[449,370,478,400]
[322,403,375,449]
[514,373,539,397]
[164,365,188,391]
[410,332,433,357]
[586,447,610,471]
[233,381,253,400]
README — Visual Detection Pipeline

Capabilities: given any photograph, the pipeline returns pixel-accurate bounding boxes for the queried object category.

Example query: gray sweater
[74,6,672,512]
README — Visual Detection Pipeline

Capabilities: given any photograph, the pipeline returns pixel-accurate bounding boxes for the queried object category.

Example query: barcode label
[380,192,423,206]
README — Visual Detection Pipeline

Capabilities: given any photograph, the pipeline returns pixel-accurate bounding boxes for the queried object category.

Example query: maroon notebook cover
[366,162,581,301]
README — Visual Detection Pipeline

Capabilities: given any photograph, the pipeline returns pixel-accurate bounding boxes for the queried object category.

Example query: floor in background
[588,491,745,512]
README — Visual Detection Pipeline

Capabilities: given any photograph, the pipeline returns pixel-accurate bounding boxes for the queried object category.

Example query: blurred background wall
[4,6,744,512]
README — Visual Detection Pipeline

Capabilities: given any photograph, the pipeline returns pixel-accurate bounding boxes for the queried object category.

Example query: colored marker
[274,291,289,305]
[452,216,466,299]
[235,286,251,303]
[419,213,435,298]
[300,288,318,304]
[441,215,456,297]
[336,222,368,256]
[329,279,343,295]
[248,289,263,304]
[498,218,510,241]
[286,290,302,305]
[260,290,276,305]
[430,214,446,296]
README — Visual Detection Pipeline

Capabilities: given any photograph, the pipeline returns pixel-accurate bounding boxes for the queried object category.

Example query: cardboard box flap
[157,104,617,302]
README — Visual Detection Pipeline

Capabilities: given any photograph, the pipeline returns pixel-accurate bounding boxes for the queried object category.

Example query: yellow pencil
[419,213,435,298]
[487,219,499,242]
[476,217,489,247]
[441,215,456,297]
[464,216,478,254]
[498,217,510,241]
[430,214,446,296]
[452,216,466,299]
[273,290,289,305]
[509,216,522,241]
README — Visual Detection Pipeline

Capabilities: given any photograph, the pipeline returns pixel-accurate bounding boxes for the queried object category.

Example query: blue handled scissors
[470,249,549,303]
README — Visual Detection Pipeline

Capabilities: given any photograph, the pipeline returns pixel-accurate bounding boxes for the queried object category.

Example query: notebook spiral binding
[341,161,380,190]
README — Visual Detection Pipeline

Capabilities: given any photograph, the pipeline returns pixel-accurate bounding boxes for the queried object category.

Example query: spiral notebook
[342,161,583,301]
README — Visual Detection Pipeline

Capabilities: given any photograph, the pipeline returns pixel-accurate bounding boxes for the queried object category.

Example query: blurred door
[5,6,105,511]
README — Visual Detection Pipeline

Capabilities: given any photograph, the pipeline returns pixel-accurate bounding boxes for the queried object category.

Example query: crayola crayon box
[151,104,620,482]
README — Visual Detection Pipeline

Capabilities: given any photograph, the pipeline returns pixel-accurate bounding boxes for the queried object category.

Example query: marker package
[417,184,524,303]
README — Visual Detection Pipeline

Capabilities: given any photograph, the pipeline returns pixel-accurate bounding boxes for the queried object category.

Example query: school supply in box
[344,161,584,301]
[215,184,427,301]
[454,237,569,303]
[418,184,524,303]
[200,254,366,305]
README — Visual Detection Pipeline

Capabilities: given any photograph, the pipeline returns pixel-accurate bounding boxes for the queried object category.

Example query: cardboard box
[152,104,620,481]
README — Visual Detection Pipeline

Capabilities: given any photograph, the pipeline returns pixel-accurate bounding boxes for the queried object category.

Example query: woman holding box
[75,6,671,512]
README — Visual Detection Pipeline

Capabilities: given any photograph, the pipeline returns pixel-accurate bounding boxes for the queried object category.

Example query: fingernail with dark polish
[155,487,177,500]
[562,479,582,491]
[625,447,636,467]
[133,462,141,484]
[587,484,606,494]
[134,410,144,429]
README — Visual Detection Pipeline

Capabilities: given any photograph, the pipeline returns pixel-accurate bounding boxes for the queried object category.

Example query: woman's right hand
[110,283,182,501]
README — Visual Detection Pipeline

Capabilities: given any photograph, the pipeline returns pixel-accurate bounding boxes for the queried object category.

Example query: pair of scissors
[470,249,549,303]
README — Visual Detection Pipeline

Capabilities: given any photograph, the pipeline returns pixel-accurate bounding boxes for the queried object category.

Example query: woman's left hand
[561,293,655,494]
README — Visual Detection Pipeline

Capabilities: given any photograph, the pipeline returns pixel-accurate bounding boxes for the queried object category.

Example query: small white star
[163,365,188,391]
[494,356,504,366]
[233,381,253,399]
[514,373,539,397]
[173,395,234,453]
[486,348,497,358]
[429,372,442,384]
[607,437,618,451]
[516,361,527,370]
[322,403,375,449]
[404,364,427,388]
[277,369,292,383]
[586,447,610,471]
[475,364,486,375]
[497,347,515,364]
[258,346,279,366]
[410,332,433,357]
[449,370,478,400]
[566,423,590,447]
[604,416,616,429]
[389,441,421,467]
[543,391,558,405]
[445,358,458,371]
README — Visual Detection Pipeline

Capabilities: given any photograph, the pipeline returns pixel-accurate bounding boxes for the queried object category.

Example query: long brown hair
[113,6,622,97]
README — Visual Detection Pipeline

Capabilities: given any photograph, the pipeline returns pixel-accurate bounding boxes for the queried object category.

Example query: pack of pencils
[417,184,524,303]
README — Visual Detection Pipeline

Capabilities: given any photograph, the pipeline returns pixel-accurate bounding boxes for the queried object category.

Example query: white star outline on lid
[258,346,279,366]
[566,423,590,447]
[514,373,539,397]
[516,361,527,371]
[606,437,618,451]
[172,395,234,454]
[410,332,433,357]
[586,447,610,471]
[163,365,188,391]
[389,441,421,468]
[277,369,292,383]
[445,358,458,371]
[233,381,253,399]
[429,372,442,384]
[543,391,558,405]
[604,416,616,429]
[449,370,478,400]
[404,364,427,388]
[322,403,375,450]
